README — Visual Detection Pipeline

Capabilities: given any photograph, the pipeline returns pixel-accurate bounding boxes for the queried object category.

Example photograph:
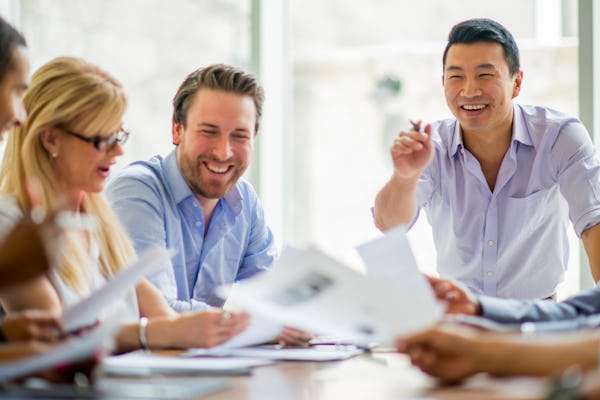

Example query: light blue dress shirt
[412,104,600,299]
[106,150,276,311]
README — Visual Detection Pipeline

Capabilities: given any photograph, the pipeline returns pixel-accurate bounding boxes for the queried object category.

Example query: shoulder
[234,178,262,210]
[517,105,595,169]
[107,155,167,197]
[518,104,588,143]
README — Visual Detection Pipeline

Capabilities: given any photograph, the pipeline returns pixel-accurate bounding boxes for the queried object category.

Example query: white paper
[186,345,363,362]
[62,246,172,332]
[0,319,119,382]
[100,351,272,376]
[356,225,414,285]
[217,244,443,346]
[356,225,443,328]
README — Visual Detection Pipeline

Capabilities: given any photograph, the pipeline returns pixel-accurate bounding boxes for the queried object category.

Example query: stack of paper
[184,344,363,361]
[218,226,444,346]
[100,351,272,376]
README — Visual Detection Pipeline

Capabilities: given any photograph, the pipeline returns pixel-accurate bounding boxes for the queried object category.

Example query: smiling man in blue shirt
[374,18,600,300]
[106,64,276,311]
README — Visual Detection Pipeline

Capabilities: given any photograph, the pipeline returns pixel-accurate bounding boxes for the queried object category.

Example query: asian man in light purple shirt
[374,18,600,300]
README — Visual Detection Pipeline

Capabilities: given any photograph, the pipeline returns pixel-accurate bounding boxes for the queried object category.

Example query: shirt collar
[448,104,533,157]
[449,120,464,157]
[511,104,533,147]
[164,149,243,215]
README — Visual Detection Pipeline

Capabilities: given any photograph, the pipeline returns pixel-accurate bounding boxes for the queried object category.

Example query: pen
[409,120,421,133]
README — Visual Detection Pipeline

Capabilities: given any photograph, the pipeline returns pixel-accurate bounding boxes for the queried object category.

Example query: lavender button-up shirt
[412,104,600,299]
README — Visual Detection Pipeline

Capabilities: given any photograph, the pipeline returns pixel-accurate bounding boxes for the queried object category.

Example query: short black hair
[442,18,520,76]
[0,16,27,81]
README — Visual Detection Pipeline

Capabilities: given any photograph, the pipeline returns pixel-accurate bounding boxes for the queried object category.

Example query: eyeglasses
[61,128,130,152]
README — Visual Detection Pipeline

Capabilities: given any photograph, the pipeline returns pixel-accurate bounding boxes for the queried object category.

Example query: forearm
[0,277,61,313]
[0,341,50,361]
[582,224,600,283]
[115,316,178,352]
[136,279,177,318]
[477,334,600,377]
[479,296,582,324]
[373,174,419,231]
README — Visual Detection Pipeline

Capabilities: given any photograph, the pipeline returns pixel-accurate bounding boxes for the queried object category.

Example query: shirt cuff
[478,295,527,324]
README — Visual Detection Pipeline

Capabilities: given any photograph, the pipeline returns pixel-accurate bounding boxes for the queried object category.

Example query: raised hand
[390,121,434,180]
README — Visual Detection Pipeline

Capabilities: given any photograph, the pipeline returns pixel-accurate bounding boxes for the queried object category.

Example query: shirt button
[460,149,465,155]
[487,271,494,276]
[487,240,494,246]
[195,221,201,227]
[193,203,198,208]
[488,203,494,209]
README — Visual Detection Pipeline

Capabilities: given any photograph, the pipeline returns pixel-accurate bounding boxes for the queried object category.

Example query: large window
[16,0,251,167]
[3,0,589,299]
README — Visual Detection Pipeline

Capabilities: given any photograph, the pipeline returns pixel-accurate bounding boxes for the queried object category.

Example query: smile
[461,104,487,111]
[205,162,232,174]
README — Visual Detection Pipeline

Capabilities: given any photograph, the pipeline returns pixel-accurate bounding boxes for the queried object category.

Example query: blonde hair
[0,56,135,293]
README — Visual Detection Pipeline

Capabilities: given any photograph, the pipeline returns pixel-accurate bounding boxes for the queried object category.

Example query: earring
[51,153,58,158]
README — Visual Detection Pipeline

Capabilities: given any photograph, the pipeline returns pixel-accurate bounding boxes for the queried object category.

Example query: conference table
[98,350,551,399]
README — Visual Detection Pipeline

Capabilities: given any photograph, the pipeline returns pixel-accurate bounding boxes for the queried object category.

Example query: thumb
[423,123,432,138]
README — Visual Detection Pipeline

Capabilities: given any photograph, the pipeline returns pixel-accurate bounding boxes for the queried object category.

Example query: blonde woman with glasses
[0,57,248,352]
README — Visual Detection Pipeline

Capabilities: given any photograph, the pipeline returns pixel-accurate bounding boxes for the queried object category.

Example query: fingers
[395,327,437,354]
[276,326,313,347]
[31,324,62,342]
[391,130,430,154]
[193,310,250,347]
[428,277,465,303]
[2,311,62,342]
[391,119,431,154]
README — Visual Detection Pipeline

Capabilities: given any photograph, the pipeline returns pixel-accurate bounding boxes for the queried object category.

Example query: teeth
[462,104,486,111]
[206,164,229,174]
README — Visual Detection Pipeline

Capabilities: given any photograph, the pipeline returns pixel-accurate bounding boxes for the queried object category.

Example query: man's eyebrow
[445,63,498,72]
[475,63,498,70]
[195,123,218,129]
[444,66,464,72]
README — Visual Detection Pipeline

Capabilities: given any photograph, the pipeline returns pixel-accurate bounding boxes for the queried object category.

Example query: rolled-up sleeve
[552,121,600,236]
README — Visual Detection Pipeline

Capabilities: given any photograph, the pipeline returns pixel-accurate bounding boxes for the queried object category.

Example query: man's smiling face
[442,41,522,137]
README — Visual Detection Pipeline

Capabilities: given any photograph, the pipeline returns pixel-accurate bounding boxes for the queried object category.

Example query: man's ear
[172,122,183,145]
[39,128,60,156]
[512,70,523,98]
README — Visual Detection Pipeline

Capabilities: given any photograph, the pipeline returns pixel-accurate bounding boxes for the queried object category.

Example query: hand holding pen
[389,119,434,180]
